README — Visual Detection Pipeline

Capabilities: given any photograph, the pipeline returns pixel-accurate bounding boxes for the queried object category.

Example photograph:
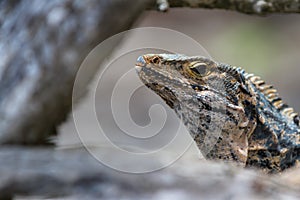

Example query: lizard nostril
[135,56,146,72]
[136,56,146,66]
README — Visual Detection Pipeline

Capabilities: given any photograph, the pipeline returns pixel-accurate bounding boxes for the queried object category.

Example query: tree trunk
[0,0,151,144]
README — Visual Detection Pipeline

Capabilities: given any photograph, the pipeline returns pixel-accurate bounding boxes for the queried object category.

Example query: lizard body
[135,54,300,173]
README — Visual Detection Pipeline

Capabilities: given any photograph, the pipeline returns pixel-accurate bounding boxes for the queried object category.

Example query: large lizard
[135,54,300,173]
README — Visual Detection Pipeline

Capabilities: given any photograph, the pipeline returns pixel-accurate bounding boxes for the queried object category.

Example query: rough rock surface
[1,147,300,199]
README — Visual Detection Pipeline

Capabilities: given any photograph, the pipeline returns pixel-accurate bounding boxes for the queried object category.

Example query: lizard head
[135,54,216,108]
[135,54,257,166]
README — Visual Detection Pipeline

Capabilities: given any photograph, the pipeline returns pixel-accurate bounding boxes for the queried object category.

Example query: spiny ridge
[247,73,299,126]
[218,63,299,126]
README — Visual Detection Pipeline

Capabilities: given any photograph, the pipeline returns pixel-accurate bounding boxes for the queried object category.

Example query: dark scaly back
[217,63,300,173]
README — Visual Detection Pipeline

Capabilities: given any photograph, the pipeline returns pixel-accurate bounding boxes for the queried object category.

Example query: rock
[0,147,299,199]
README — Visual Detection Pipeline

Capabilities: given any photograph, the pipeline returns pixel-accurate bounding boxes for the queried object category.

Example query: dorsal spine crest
[246,72,299,125]
[218,62,299,126]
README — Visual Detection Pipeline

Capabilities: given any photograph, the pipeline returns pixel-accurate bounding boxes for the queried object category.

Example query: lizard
[135,54,300,173]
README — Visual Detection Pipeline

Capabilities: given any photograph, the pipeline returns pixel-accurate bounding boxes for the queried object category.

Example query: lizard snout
[136,56,146,65]
[135,55,146,72]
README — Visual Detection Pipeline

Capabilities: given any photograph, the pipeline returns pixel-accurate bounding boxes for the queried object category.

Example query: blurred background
[58,9,300,165]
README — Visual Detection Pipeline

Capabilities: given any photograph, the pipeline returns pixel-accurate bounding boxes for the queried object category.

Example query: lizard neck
[244,72,300,172]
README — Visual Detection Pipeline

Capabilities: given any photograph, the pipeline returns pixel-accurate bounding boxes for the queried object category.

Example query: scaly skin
[135,54,300,173]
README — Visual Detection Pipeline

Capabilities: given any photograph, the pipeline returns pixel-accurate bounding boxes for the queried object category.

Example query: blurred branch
[0,0,151,144]
[156,0,300,15]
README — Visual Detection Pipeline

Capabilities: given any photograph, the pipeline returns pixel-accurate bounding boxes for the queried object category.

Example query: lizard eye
[151,56,161,64]
[188,62,210,77]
